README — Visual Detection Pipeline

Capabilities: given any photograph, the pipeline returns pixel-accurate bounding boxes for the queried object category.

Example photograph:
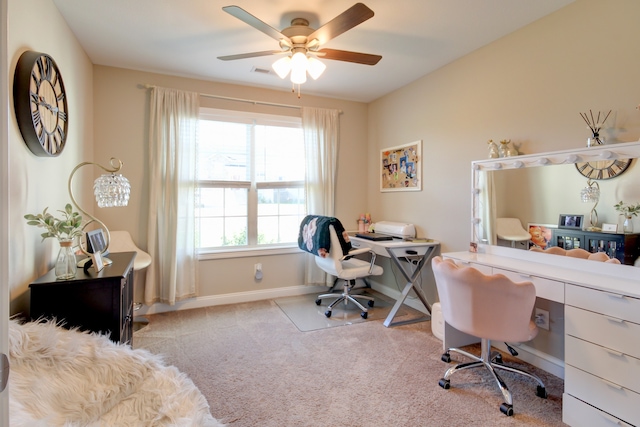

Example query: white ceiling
[52,0,574,103]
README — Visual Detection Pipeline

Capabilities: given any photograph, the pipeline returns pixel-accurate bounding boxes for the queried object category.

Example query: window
[196,108,306,251]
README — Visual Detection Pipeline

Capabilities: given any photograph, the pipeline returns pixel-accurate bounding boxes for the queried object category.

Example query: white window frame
[197,108,305,258]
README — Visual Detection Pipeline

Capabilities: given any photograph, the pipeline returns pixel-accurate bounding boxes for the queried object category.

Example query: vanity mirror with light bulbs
[443,141,640,426]
[471,140,640,267]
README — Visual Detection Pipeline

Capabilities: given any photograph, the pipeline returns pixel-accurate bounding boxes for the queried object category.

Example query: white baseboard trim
[136,285,327,316]
[494,341,565,379]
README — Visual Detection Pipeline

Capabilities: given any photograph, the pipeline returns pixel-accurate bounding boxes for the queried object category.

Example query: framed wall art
[527,223,557,249]
[380,140,421,192]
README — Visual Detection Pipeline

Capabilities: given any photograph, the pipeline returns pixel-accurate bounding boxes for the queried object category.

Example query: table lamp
[581,179,600,231]
[68,157,130,266]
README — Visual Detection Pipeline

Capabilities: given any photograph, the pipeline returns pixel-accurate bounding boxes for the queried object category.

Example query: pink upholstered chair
[431,256,547,416]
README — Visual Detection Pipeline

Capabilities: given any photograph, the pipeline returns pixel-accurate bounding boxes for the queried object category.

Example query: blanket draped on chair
[298,215,351,258]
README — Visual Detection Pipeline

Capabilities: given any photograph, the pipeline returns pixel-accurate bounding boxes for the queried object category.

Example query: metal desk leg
[383,246,436,327]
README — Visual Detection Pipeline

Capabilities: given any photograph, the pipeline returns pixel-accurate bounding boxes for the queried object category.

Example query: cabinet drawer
[563,393,633,427]
[566,284,640,324]
[566,305,640,359]
[565,365,640,426]
[493,268,564,303]
[566,335,640,394]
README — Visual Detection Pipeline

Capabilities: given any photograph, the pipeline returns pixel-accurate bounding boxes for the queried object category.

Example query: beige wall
[92,66,369,305]
[367,0,640,360]
[8,0,640,321]
[8,0,94,315]
[368,0,640,254]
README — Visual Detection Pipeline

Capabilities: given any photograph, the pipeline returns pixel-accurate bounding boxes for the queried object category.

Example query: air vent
[251,66,274,75]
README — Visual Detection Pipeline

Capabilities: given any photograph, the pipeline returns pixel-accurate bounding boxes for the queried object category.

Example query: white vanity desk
[443,245,640,427]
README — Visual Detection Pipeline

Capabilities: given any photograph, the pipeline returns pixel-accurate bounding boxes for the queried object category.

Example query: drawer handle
[600,411,630,426]
[605,315,625,324]
[605,292,628,300]
[604,348,625,358]
[600,378,624,391]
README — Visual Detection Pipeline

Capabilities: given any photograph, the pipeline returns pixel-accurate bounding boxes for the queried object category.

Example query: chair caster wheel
[494,354,503,364]
[536,385,548,399]
[438,378,450,389]
[325,310,332,318]
[441,353,451,363]
[367,300,374,308]
[315,299,321,306]
[500,403,514,416]
[361,311,368,319]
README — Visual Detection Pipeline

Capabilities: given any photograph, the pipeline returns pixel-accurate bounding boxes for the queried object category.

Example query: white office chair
[496,217,531,248]
[108,231,152,326]
[299,215,383,319]
[432,256,547,416]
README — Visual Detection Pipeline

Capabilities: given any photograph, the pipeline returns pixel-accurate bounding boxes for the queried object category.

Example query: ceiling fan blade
[317,48,381,65]
[222,5,291,44]
[307,3,374,45]
[217,50,285,61]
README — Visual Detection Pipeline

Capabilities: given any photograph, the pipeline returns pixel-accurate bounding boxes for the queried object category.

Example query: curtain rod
[144,84,342,113]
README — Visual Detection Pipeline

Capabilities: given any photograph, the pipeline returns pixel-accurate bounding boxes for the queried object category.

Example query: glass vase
[55,238,77,280]
[623,216,634,234]
[587,133,605,147]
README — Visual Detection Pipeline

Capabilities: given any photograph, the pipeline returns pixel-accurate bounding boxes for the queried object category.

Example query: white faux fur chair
[8,319,224,427]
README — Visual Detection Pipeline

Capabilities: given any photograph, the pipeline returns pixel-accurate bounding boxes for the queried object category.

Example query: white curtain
[145,87,199,305]
[301,107,339,286]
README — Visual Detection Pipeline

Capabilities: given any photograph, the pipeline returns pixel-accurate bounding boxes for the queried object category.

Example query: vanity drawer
[492,268,564,303]
[565,365,640,426]
[566,305,640,359]
[566,284,640,324]
[566,335,640,394]
[563,393,633,427]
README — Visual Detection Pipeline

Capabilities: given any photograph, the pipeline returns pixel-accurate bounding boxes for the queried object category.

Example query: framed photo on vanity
[558,214,584,230]
[380,140,421,192]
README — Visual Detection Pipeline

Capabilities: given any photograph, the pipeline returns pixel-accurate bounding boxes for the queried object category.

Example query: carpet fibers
[133,298,565,427]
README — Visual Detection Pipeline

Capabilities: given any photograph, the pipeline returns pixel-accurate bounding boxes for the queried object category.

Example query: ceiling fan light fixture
[307,56,326,80]
[272,56,292,79]
[290,51,308,84]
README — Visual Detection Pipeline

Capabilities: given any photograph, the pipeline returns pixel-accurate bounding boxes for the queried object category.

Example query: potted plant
[25,204,83,279]
[614,201,640,233]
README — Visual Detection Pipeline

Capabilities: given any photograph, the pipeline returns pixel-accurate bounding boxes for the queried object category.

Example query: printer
[373,221,416,239]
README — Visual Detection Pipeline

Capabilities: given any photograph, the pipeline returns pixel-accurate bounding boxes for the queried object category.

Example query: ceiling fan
[217,3,382,89]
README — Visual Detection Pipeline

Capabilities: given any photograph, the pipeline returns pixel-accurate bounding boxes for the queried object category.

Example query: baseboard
[494,341,565,379]
[136,285,327,316]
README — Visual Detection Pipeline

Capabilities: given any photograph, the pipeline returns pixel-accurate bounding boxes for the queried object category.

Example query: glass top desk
[349,233,440,327]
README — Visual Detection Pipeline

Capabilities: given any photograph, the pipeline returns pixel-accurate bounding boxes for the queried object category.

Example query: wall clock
[575,158,632,180]
[13,51,68,157]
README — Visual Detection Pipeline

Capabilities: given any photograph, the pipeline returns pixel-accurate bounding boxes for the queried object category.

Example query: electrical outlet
[535,308,549,330]
[254,263,263,280]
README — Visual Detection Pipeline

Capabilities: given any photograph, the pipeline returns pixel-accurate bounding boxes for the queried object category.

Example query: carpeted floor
[133,297,565,427]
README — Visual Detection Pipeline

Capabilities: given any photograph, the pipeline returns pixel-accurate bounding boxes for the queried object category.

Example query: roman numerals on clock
[14,51,69,156]
[575,158,632,180]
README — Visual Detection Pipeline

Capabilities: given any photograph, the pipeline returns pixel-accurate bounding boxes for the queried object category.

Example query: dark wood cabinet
[550,229,640,265]
[30,252,136,345]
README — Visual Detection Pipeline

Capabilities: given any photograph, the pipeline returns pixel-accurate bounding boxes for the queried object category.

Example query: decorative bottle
[487,140,499,159]
[55,238,77,280]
